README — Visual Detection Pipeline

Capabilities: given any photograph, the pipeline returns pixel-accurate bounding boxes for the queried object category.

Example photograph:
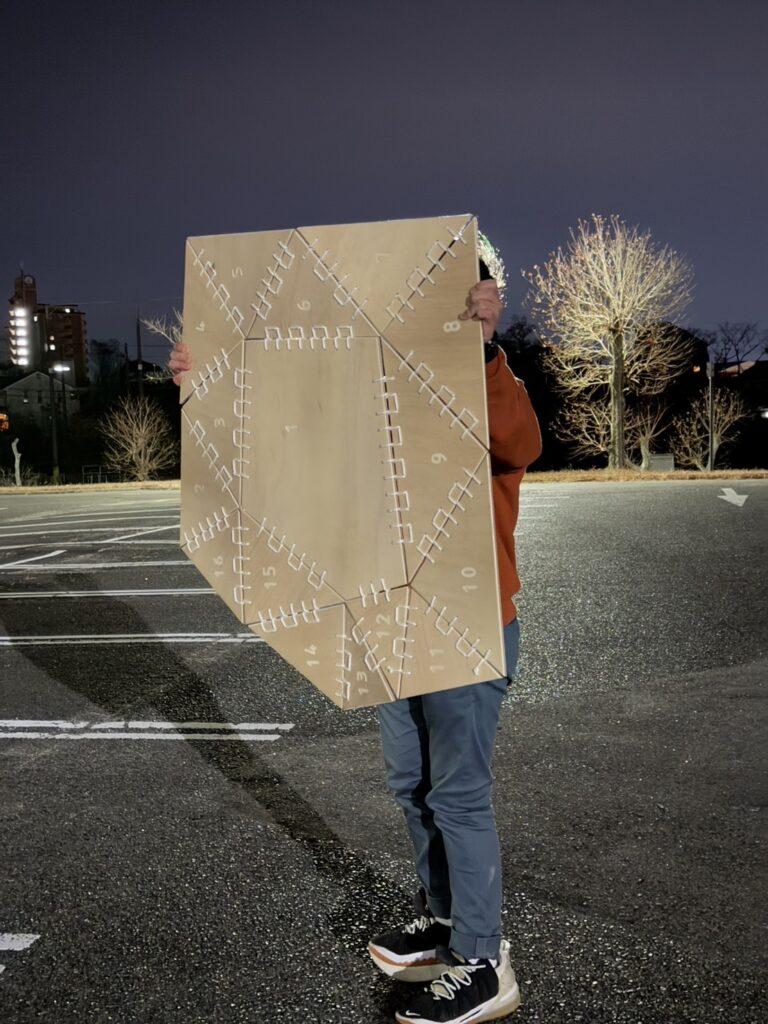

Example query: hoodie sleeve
[484,348,542,471]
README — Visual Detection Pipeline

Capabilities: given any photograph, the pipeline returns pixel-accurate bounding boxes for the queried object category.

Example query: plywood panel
[180,229,295,403]
[239,339,406,600]
[179,214,506,708]
[380,341,487,580]
[408,451,505,679]
[179,340,245,510]
[397,586,505,700]
[257,604,395,709]
[344,590,411,700]
[297,215,474,334]
[180,440,247,625]
[243,231,379,340]
[237,509,344,628]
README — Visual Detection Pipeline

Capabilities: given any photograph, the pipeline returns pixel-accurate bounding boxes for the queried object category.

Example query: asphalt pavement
[0,481,765,1023]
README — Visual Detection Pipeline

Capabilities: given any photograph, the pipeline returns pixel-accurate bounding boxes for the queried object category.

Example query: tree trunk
[608,329,628,468]
[639,438,651,471]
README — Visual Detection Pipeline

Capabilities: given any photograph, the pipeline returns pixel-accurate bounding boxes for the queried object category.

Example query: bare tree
[98,397,179,481]
[669,390,748,470]
[709,322,767,372]
[141,310,182,382]
[551,393,611,462]
[523,214,693,468]
[554,394,668,469]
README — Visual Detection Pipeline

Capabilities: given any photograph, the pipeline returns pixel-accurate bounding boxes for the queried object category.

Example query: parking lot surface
[1,482,766,1023]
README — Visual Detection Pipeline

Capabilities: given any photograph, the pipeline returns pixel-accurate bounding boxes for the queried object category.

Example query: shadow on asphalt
[4,572,411,1019]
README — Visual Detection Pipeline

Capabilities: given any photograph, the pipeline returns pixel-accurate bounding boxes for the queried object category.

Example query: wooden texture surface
[180,215,506,708]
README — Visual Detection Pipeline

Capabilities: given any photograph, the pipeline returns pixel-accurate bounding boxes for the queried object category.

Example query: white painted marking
[1,513,179,528]
[718,487,748,507]
[99,524,179,543]
[0,550,66,569]
[0,934,40,951]
[0,540,180,549]
[91,720,294,731]
[0,720,293,743]
[0,731,282,742]
[0,561,192,572]
[0,633,263,646]
[0,720,89,729]
[0,525,178,538]
[0,588,214,599]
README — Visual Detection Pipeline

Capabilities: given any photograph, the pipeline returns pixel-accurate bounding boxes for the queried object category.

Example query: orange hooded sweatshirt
[485,348,543,624]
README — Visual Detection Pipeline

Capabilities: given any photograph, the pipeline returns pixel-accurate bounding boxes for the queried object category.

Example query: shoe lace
[403,914,434,935]
[429,963,483,1001]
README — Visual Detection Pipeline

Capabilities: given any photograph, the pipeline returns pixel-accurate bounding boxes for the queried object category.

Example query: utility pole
[136,308,144,400]
[48,371,60,484]
[706,361,715,471]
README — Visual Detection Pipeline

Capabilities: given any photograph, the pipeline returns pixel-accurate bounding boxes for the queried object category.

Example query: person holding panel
[169,261,542,1024]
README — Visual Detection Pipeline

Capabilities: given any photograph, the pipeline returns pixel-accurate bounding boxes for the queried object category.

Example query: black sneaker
[368,890,451,983]
[394,940,520,1023]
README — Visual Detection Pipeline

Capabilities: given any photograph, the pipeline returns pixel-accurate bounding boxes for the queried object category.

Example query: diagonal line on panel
[410,582,504,683]
[294,230,381,336]
[378,215,475,335]
[380,338,489,453]
[237,510,347,631]
[406,451,489,586]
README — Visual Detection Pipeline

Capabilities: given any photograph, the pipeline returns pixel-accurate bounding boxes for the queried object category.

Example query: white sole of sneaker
[367,942,446,983]
[393,980,521,1023]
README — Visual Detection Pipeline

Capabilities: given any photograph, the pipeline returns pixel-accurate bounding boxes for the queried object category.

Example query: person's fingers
[168,342,192,385]
[461,299,499,322]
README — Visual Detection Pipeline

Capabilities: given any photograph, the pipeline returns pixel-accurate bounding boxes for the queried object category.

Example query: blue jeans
[377,618,520,960]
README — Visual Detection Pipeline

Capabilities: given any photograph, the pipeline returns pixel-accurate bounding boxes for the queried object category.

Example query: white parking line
[0,720,293,742]
[0,588,214,599]
[0,633,263,646]
[0,525,179,538]
[0,561,192,572]
[0,720,293,731]
[0,550,66,569]
[0,934,40,951]
[0,540,180,549]
[1,513,180,527]
[4,732,282,741]
[100,524,179,543]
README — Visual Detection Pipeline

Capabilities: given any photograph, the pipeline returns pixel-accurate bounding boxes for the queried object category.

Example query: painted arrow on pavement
[0,933,40,975]
[718,487,748,507]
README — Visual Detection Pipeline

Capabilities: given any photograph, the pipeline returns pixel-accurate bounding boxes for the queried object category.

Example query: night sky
[3,0,766,361]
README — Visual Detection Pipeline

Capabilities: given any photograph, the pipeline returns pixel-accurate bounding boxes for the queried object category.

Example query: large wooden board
[180,215,506,709]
